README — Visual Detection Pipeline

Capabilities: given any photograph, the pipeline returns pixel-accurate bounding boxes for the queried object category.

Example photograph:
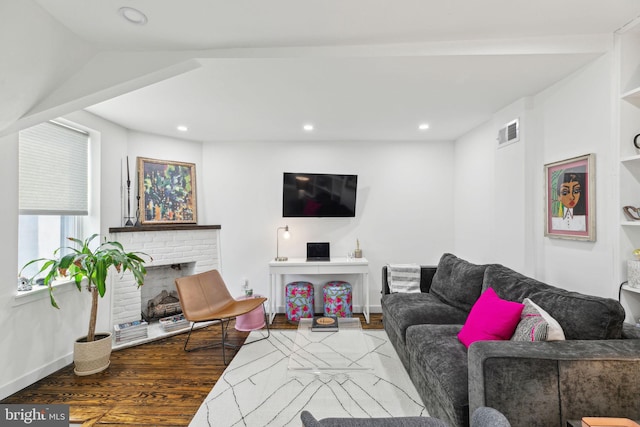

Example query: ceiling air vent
[497,118,519,148]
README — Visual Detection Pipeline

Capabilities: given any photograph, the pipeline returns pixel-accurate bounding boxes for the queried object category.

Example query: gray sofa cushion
[483,264,625,339]
[381,292,469,345]
[430,253,488,312]
[406,324,470,427]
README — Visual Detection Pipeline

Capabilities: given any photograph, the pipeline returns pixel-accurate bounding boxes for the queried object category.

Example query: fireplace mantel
[109,224,221,233]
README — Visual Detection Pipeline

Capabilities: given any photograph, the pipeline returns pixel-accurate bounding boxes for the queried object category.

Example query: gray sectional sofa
[381,253,640,427]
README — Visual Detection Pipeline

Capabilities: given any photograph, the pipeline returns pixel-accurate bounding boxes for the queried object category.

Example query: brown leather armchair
[175,269,269,364]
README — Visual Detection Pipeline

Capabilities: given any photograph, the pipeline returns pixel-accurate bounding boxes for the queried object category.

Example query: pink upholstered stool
[235,295,266,331]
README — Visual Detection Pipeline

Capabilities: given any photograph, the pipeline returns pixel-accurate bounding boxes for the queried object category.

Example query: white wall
[453,119,496,264]
[453,52,617,299]
[201,140,455,305]
[453,99,531,272]
[535,53,616,298]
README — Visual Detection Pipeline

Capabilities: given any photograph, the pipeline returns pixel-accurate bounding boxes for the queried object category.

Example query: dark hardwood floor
[2,313,383,426]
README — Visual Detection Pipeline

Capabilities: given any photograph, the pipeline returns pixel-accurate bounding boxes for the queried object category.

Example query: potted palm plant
[21,234,150,375]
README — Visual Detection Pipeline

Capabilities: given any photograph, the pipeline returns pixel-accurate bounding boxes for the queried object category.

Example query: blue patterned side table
[323,281,353,318]
[285,281,314,323]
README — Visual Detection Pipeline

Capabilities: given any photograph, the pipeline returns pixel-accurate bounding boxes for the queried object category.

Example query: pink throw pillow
[457,287,524,348]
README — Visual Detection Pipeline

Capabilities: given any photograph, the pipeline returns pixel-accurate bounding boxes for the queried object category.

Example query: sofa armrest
[468,339,640,427]
[381,265,437,294]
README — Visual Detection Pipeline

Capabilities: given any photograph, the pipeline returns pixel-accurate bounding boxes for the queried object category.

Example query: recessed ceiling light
[177,125,188,132]
[118,7,148,25]
[303,124,314,132]
[418,123,430,131]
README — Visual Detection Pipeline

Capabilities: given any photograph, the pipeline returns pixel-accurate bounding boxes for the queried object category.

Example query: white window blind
[19,121,89,215]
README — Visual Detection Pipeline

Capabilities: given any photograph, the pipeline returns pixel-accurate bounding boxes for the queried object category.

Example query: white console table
[268,257,370,324]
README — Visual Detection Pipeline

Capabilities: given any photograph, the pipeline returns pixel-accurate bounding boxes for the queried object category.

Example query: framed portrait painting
[544,153,595,241]
[138,157,197,224]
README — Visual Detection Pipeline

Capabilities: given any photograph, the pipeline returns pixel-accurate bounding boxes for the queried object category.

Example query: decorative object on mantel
[623,205,640,221]
[134,194,142,227]
[354,238,362,258]
[124,156,134,226]
[20,234,151,376]
[544,153,596,241]
[275,225,290,261]
[138,157,197,225]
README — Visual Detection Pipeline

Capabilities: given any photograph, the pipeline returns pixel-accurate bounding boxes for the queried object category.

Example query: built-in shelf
[617,24,640,324]
[622,284,640,295]
[109,224,221,233]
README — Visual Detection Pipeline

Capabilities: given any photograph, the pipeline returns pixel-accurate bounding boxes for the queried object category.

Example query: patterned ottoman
[322,281,352,318]
[285,281,315,323]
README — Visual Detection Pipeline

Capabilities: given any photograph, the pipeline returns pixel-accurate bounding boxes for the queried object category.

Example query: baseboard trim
[0,353,73,400]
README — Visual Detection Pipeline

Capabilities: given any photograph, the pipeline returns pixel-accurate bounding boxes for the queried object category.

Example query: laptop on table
[307,242,330,261]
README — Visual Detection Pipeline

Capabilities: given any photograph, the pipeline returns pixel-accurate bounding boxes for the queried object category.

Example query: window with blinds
[19,121,89,215]
[17,120,89,280]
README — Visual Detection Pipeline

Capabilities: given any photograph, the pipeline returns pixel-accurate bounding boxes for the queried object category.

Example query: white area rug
[189,329,427,427]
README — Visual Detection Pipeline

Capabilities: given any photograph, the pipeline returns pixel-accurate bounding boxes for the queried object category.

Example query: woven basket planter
[73,332,112,376]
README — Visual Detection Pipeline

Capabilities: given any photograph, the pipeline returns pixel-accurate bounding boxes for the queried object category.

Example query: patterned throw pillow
[511,298,566,341]
[511,298,548,341]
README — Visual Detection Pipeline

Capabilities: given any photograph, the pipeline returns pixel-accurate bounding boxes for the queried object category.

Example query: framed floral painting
[138,157,197,224]
[544,153,595,241]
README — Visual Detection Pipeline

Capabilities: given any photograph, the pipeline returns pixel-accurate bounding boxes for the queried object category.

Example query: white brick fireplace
[109,225,221,327]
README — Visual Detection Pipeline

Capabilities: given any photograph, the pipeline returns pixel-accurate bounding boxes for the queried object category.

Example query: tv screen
[282,172,357,217]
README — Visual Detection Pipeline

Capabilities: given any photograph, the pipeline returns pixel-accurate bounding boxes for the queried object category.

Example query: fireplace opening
[140,262,195,322]
[143,289,181,321]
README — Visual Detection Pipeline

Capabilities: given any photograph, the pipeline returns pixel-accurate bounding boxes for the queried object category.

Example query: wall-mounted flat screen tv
[282,172,357,217]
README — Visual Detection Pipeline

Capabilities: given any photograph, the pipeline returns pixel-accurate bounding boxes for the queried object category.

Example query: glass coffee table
[287,317,373,375]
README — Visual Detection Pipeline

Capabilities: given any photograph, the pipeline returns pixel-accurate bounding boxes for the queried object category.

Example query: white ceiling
[34,0,640,142]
